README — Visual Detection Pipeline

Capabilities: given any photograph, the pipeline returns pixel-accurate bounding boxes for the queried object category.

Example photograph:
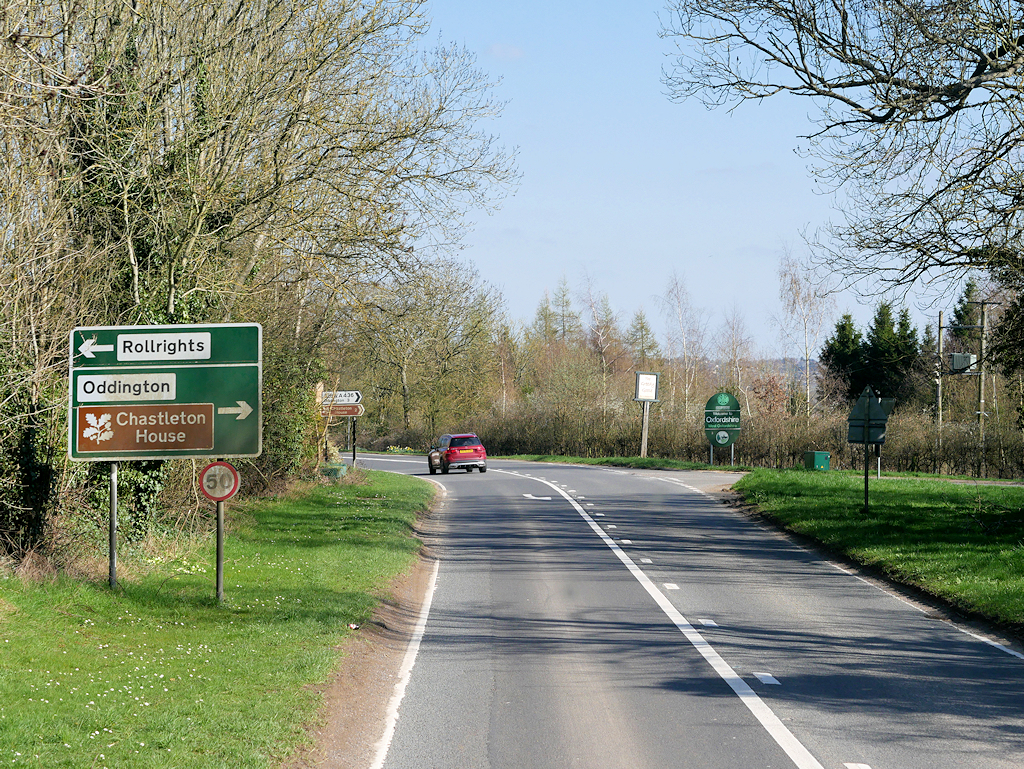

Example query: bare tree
[662,0,1024,298]
[659,272,709,417]
[775,249,835,416]
[579,276,628,419]
[716,306,755,416]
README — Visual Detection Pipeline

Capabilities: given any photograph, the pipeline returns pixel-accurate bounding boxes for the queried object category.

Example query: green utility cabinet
[803,451,830,471]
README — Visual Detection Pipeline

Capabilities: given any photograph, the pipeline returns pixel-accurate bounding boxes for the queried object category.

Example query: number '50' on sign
[200,461,240,502]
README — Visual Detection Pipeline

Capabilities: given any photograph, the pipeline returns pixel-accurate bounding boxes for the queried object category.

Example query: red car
[428,433,488,474]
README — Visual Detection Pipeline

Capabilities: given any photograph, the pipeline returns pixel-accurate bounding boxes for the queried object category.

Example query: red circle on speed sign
[200,461,240,502]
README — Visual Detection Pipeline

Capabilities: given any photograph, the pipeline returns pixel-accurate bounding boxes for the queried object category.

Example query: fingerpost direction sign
[69,324,262,460]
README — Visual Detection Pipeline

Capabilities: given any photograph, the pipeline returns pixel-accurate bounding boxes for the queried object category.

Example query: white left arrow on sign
[217,401,253,420]
[79,338,115,358]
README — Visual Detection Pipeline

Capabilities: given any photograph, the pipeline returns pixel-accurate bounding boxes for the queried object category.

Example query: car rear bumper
[446,458,487,469]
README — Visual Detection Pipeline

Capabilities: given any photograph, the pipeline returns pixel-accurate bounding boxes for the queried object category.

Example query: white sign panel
[77,373,177,402]
[321,390,361,404]
[634,372,660,402]
[117,332,212,361]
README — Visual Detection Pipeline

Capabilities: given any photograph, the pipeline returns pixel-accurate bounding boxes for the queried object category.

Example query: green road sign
[69,324,262,460]
[705,392,741,447]
[847,386,895,445]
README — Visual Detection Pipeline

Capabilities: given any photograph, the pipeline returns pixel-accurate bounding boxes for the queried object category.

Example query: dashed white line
[493,469,827,769]
[664,583,680,590]
[844,764,872,769]
[753,672,781,685]
[640,558,653,564]
[620,539,633,545]
[700,619,719,628]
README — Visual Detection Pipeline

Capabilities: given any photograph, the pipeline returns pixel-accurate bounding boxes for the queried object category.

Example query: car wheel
[465,467,473,473]
[441,462,449,474]
[429,464,436,475]
[480,465,487,473]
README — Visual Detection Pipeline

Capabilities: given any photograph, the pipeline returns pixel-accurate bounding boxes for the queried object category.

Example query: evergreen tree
[863,303,920,399]
[819,313,865,400]
[626,309,662,370]
[528,293,558,345]
[950,278,981,352]
[552,278,582,342]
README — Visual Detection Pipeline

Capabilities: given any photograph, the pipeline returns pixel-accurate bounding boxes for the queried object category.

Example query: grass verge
[734,469,1024,631]
[0,469,433,768]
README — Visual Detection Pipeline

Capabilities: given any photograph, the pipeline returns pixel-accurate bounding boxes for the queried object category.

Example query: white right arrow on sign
[218,401,253,420]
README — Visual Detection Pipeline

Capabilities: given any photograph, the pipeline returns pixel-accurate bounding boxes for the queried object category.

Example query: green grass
[735,469,1024,629]
[0,470,433,768]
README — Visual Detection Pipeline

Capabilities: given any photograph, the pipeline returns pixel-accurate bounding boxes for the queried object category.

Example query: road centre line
[492,468,826,769]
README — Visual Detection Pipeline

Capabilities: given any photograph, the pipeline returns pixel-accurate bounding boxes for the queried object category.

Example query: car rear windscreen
[450,437,482,447]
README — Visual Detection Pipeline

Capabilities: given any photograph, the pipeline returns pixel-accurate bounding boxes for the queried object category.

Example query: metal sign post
[200,461,241,603]
[109,462,118,589]
[847,386,895,513]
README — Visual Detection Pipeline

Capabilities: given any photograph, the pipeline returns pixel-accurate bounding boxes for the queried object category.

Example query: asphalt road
[358,455,1024,769]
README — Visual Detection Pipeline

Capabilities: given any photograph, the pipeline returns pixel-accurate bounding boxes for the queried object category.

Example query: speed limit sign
[200,461,240,502]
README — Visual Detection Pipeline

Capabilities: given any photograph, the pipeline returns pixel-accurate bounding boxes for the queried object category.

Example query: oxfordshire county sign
[69,324,262,460]
[704,392,741,448]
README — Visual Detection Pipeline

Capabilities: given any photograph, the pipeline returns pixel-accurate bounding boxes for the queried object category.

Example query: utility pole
[936,310,943,464]
[979,303,988,476]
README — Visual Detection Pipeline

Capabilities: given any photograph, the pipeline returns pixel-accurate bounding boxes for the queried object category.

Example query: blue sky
[426,1,937,355]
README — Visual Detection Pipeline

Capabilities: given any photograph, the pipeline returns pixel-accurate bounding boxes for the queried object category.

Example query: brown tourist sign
[76,404,215,454]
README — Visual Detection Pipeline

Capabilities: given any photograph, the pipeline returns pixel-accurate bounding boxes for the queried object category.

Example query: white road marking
[754,672,781,685]
[700,619,719,628]
[492,469,827,769]
[523,494,552,500]
[620,539,633,544]
[954,626,1024,660]
[369,560,440,769]
[640,558,653,564]
[358,456,423,463]
[844,764,872,769]
[605,524,617,528]
[658,467,1024,664]
[829,559,1024,660]
[664,583,680,590]
[595,512,605,516]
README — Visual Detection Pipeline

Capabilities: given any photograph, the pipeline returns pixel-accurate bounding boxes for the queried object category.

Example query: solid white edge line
[493,469,826,769]
[369,558,441,769]
[368,475,446,769]
[650,474,1024,664]
[358,456,425,463]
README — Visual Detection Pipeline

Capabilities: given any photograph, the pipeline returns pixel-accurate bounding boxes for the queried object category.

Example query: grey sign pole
[109,461,118,589]
[863,417,870,513]
[640,401,651,458]
[216,500,224,603]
